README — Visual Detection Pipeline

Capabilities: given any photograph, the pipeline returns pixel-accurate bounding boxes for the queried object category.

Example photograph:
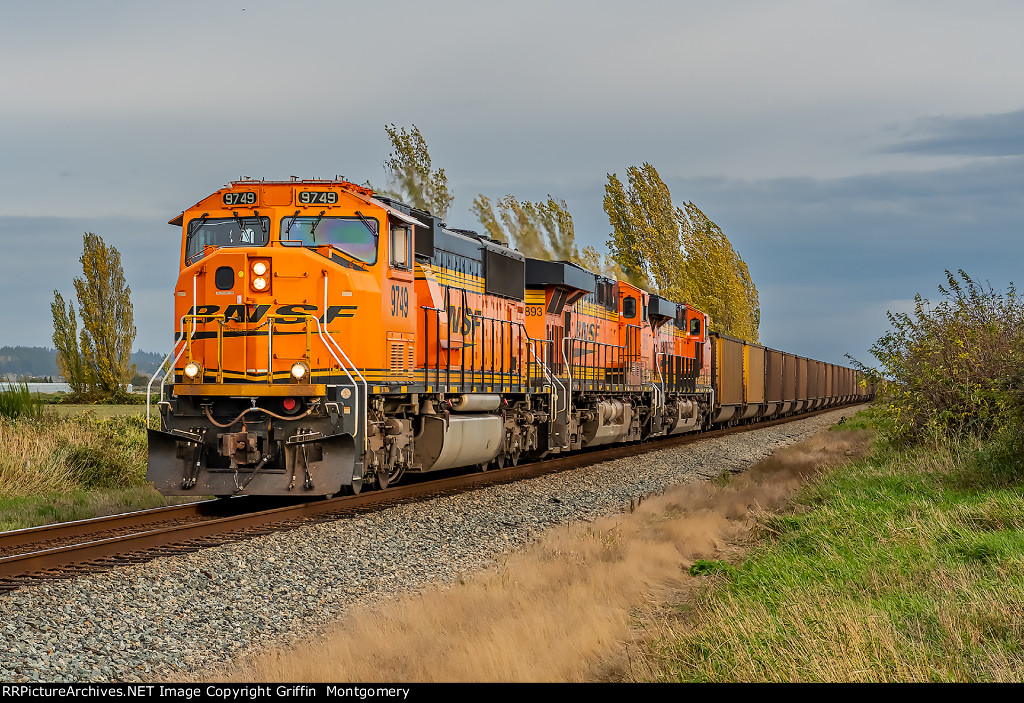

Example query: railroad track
[0,403,865,591]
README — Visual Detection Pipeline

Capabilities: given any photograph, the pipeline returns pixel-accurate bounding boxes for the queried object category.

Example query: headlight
[252,277,268,291]
[290,362,309,380]
[252,261,267,276]
[183,362,201,379]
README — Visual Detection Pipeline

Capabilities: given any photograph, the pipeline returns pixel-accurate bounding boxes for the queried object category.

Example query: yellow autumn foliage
[603,163,759,341]
[472,194,584,265]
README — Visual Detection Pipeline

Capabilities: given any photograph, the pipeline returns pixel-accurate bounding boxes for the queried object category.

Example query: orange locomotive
[147,178,870,497]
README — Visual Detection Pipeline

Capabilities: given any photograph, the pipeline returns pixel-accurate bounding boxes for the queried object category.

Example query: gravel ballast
[0,407,860,682]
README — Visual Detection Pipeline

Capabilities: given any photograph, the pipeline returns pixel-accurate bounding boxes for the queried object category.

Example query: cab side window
[390,225,411,269]
[622,296,637,319]
[690,317,701,336]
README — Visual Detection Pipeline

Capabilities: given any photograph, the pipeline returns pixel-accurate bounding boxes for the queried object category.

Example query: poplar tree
[74,232,136,397]
[677,202,760,342]
[52,232,136,399]
[602,163,760,341]
[471,194,582,264]
[602,164,685,293]
[377,124,453,220]
[50,292,88,395]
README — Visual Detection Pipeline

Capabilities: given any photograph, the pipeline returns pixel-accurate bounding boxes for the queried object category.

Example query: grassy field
[633,414,1024,682]
[47,404,149,418]
[0,403,188,530]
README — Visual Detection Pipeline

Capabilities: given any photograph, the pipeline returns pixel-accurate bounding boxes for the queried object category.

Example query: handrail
[147,273,201,429]
[146,342,182,429]
[653,352,665,412]
[567,337,627,388]
[563,337,574,399]
[514,322,567,415]
[321,275,367,445]
[420,300,532,391]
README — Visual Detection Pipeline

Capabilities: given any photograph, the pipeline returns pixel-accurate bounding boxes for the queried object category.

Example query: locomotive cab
[149,180,426,496]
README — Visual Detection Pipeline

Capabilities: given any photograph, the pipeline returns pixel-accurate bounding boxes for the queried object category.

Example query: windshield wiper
[252,210,266,239]
[354,210,378,238]
[187,213,209,240]
[309,210,327,242]
[185,213,209,263]
[231,211,247,243]
[284,210,300,236]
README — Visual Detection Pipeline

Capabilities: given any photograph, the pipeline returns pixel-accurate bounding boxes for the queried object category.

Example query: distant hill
[0,346,165,380]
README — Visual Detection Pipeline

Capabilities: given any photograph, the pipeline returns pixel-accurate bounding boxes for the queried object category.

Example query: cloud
[884,109,1024,157]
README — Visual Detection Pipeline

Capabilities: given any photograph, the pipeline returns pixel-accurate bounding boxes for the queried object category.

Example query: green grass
[0,382,45,420]
[638,413,1024,682]
[0,487,198,532]
[48,404,149,418]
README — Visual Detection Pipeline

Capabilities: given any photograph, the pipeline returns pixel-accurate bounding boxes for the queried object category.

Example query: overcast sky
[3,0,1023,367]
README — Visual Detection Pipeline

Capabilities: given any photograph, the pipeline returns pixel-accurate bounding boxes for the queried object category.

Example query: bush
[0,413,148,496]
[970,423,1024,488]
[64,414,148,489]
[856,270,1024,445]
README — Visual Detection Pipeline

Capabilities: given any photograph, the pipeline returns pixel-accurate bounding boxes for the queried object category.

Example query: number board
[223,191,257,206]
[298,191,339,205]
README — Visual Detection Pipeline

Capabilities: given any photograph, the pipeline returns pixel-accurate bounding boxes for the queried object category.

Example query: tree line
[0,346,162,383]
[375,124,760,341]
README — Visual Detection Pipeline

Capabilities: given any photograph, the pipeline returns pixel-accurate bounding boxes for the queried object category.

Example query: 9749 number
[298,191,338,205]
[223,191,257,206]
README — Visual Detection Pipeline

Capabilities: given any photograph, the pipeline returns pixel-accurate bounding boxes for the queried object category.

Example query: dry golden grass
[219,430,867,683]
[0,415,84,495]
[0,412,148,495]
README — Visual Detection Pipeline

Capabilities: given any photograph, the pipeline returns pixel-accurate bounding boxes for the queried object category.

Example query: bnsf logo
[447,305,482,336]
[188,304,355,324]
[575,320,598,341]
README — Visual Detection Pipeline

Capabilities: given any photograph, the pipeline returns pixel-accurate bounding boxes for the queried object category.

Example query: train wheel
[381,464,404,489]
[343,476,363,495]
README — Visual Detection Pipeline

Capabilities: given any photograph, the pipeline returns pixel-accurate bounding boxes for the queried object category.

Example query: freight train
[146,178,872,497]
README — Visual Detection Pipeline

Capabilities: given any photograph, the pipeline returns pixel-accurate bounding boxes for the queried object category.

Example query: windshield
[280,215,379,264]
[186,216,269,265]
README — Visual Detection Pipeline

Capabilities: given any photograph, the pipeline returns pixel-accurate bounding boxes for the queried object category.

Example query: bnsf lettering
[447,305,482,336]
[575,320,598,341]
[188,304,355,324]
[275,303,318,324]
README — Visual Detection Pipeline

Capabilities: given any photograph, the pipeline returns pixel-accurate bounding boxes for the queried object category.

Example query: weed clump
[0,382,45,420]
